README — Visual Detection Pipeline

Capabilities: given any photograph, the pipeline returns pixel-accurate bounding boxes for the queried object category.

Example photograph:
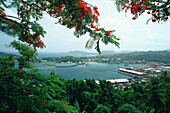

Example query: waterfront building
[95,79,129,85]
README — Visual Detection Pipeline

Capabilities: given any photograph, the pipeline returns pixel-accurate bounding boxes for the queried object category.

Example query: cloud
[5,8,17,16]
[101,17,132,30]
[99,13,170,51]
[1,0,170,53]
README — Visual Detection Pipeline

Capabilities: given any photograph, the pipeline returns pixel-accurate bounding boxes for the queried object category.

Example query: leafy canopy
[0,0,121,54]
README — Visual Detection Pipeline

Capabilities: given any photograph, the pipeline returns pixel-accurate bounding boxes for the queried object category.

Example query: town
[37,50,170,89]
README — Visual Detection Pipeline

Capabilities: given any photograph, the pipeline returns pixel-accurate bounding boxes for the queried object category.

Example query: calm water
[10,52,144,80]
[34,62,144,80]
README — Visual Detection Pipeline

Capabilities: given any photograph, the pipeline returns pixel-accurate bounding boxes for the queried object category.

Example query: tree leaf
[95,40,101,54]
[85,38,95,49]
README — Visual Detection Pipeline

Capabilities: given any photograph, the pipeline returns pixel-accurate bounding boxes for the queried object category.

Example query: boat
[55,62,77,67]
[85,62,91,66]
[124,64,129,66]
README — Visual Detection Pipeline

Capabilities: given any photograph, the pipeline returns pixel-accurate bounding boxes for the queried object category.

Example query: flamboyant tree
[0,0,120,55]
[0,0,169,56]
[115,0,169,23]
[0,1,169,112]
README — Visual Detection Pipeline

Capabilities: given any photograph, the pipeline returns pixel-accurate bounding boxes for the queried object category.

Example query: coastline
[43,63,56,66]
[43,62,85,66]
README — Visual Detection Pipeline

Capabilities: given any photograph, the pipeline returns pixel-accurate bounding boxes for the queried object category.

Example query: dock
[114,70,135,77]
[115,68,146,77]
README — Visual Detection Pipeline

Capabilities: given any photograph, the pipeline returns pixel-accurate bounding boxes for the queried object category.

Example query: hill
[0,52,19,58]
[103,50,170,64]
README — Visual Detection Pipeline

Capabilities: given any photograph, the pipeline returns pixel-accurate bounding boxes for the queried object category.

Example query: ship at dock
[55,61,77,67]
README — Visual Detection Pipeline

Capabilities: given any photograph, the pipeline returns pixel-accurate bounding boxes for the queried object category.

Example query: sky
[0,0,170,53]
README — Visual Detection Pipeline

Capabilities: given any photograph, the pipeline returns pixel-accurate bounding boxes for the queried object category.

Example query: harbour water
[34,62,144,80]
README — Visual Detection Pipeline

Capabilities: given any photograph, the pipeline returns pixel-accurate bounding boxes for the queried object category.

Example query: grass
[43,63,56,66]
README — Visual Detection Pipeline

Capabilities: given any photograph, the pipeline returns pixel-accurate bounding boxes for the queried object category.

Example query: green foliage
[0,0,119,54]
[144,74,170,113]
[114,0,170,23]
[93,104,111,113]
[0,55,15,71]
[0,53,169,113]
[98,50,170,64]
[0,59,77,112]
[0,0,170,113]
[117,104,142,113]
[8,40,38,69]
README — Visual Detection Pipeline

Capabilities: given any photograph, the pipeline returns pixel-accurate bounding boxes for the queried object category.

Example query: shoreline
[43,62,85,66]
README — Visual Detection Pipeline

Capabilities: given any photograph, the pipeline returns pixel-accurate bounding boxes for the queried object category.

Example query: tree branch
[5,15,22,20]
[0,15,29,31]
[146,17,152,24]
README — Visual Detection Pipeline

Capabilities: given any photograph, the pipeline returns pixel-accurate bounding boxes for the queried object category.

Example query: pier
[115,68,146,77]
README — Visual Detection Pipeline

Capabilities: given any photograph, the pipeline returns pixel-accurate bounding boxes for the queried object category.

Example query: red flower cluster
[91,23,99,31]
[38,0,102,36]
[0,9,7,18]
[44,100,47,103]
[64,104,67,108]
[93,6,100,16]
[54,6,62,13]
[77,1,88,17]
[60,101,71,111]
[122,0,166,22]
[142,5,146,9]
[10,23,16,29]
[152,19,156,22]
[29,74,32,78]
[20,0,112,48]
[130,2,145,15]
[26,34,45,48]
[26,88,32,94]
[20,72,24,76]
[24,92,28,96]
[27,88,31,91]
[106,31,111,36]
[147,10,162,22]
[17,70,24,76]
[0,9,6,15]
[76,1,100,26]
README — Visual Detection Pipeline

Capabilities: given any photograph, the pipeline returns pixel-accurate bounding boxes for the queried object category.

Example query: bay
[34,62,144,80]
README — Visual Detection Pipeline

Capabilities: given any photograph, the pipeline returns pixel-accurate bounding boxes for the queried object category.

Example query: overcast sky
[0,0,170,53]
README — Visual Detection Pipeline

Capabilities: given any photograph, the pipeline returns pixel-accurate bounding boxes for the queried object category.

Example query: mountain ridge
[1,49,170,57]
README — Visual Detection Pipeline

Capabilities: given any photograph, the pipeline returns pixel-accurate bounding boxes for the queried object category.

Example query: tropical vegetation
[0,0,170,112]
